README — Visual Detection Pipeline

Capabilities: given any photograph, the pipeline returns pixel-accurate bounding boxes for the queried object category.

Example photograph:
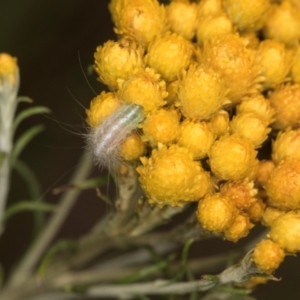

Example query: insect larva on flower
[87,103,145,170]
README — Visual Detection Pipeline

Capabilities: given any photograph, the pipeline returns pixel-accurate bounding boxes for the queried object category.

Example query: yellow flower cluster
[86,0,300,277]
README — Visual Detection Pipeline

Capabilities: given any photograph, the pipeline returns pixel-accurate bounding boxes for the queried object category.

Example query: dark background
[0,1,299,299]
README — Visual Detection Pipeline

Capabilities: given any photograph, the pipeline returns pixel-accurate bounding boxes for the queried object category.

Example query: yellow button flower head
[246,198,266,223]
[177,119,215,160]
[86,91,120,128]
[253,239,285,274]
[261,206,284,228]
[197,0,223,19]
[145,32,192,82]
[119,132,145,161]
[263,1,300,46]
[236,94,275,125]
[272,128,300,164]
[142,108,180,146]
[269,83,300,130]
[269,211,300,252]
[202,33,261,104]
[209,110,230,137]
[111,0,168,47]
[223,0,270,31]
[257,40,292,90]
[209,134,257,180]
[224,213,253,242]
[266,159,300,210]
[256,160,275,187]
[220,180,257,210]
[197,193,237,234]
[137,145,211,207]
[176,63,228,119]
[230,112,271,148]
[94,39,144,89]
[0,53,18,86]
[166,0,198,40]
[196,13,233,46]
[118,68,167,112]
[291,46,300,84]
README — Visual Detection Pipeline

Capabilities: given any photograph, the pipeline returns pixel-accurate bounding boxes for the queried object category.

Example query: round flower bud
[113,0,168,47]
[209,135,257,180]
[166,0,198,40]
[223,0,270,31]
[137,145,211,207]
[142,108,180,146]
[197,0,223,19]
[261,206,284,227]
[269,83,300,130]
[176,64,228,120]
[253,239,285,274]
[209,110,230,137]
[272,128,300,164]
[196,14,233,47]
[119,132,145,161]
[220,180,257,210]
[202,34,260,104]
[257,40,292,90]
[177,119,215,160]
[291,46,300,84]
[197,193,237,234]
[263,2,300,46]
[237,94,275,125]
[256,160,275,187]
[269,211,300,252]
[94,39,144,89]
[247,198,266,223]
[118,68,167,112]
[224,213,253,242]
[86,91,120,128]
[145,33,192,81]
[266,159,300,210]
[230,113,271,148]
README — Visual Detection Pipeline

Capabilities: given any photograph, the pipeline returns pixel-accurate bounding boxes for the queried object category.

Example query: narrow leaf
[3,201,57,223]
[0,151,6,167]
[17,96,33,103]
[10,124,45,167]
[13,106,51,133]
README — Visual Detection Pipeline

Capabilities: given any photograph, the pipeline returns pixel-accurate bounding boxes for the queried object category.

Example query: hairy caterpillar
[87,103,145,170]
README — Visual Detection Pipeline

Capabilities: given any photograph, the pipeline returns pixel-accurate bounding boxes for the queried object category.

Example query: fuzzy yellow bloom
[269,212,300,252]
[86,91,120,128]
[196,14,233,46]
[209,110,230,137]
[230,113,271,148]
[269,84,300,130]
[166,0,198,40]
[142,108,180,146]
[253,239,285,274]
[119,133,145,161]
[223,0,270,31]
[145,33,192,81]
[209,135,257,180]
[112,0,168,47]
[272,128,300,164]
[220,180,257,210]
[263,1,300,46]
[176,64,228,120]
[266,159,300,210]
[261,206,284,227]
[197,0,223,19]
[257,40,292,90]
[224,213,253,242]
[118,68,167,112]
[197,193,237,234]
[256,160,275,187]
[94,39,144,89]
[177,119,215,160]
[137,145,211,207]
[246,198,266,223]
[202,34,260,103]
[0,53,18,86]
[236,94,275,125]
[291,46,300,84]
